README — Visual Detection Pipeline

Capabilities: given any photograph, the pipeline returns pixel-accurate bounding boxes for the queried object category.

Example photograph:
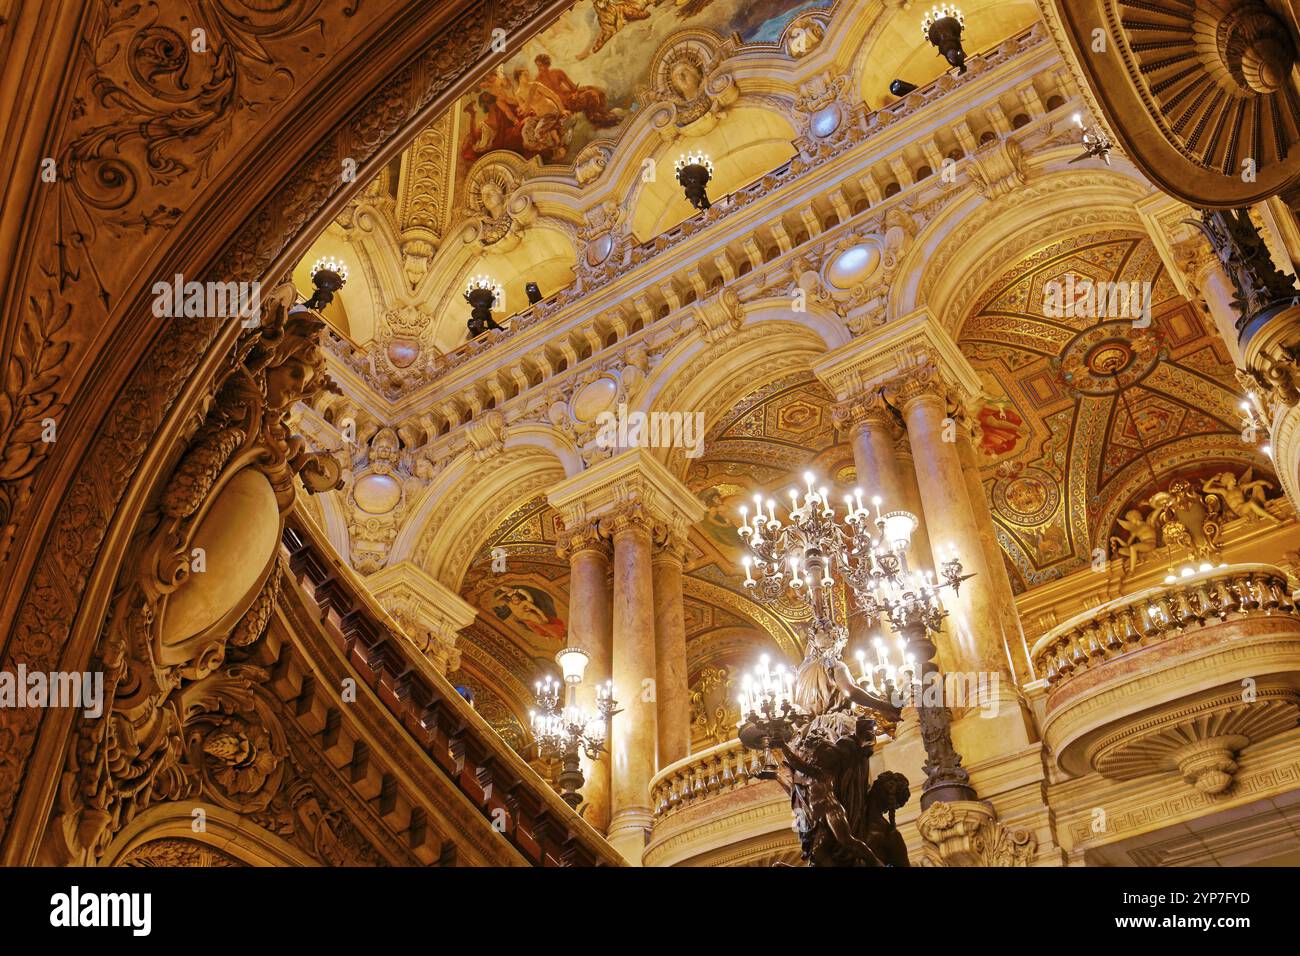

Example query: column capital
[555,516,611,560]
[547,447,705,543]
[831,390,902,440]
[651,521,690,564]
[811,308,983,407]
[366,560,475,674]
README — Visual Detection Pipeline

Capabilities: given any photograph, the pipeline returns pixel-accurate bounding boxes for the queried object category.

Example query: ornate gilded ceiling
[958,232,1271,590]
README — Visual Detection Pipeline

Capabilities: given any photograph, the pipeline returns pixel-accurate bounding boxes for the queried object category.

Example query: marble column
[893,434,934,572]
[835,393,907,506]
[954,419,1033,682]
[607,506,658,864]
[548,449,706,864]
[889,368,1016,682]
[558,522,613,833]
[1187,251,1247,365]
[890,366,1034,754]
[652,527,691,768]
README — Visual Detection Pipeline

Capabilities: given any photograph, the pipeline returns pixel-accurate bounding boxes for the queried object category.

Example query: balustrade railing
[280,511,623,866]
[650,737,779,818]
[1030,564,1296,685]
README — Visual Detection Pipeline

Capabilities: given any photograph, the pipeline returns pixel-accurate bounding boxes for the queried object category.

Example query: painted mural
[459,0,834,167]
[489,584,568,641]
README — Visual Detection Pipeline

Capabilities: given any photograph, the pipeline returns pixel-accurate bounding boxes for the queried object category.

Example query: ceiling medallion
[1055,320,1164,396]
[993,466,1061,525]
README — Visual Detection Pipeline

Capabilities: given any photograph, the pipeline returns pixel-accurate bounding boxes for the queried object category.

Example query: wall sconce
[922,5,967,74]
[464,274,504,338]
[305,257,348,310]
[675,151,714,211]
[1069,111,1113,165]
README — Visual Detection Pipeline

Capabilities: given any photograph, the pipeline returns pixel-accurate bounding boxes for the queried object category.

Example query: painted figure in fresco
[491,585,567,640]
[975,403,1026,457]
[1203,468,1279,523]
[697,483,750,563]
[584,0,652,57]
[463,90,524,159]
[1110,507,1158,572]
[533,54,622,128]
[510,66,571,162]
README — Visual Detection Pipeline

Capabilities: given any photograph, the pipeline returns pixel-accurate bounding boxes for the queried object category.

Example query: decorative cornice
[547,448,705,539]
[811,307,983,408]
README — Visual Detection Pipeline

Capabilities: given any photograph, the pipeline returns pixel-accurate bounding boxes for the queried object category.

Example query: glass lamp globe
[555,646,591,684]
[879,511,917,552]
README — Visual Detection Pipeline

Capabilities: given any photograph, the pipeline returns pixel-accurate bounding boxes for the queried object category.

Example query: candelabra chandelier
[739,472,969,652]
[464,273,505,338]
[674,151,714,211]
[1069,112,1113,166]
[305,257,348,310]
[921,4,967,74]
[530,647,620,810]
[1241,390,1272,457]
[736,471,979,808]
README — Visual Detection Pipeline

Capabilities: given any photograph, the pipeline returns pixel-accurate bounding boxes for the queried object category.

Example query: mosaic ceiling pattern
[958,233,1262,591]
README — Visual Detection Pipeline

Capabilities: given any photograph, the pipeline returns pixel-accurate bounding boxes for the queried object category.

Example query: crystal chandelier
[739,472,969,650]
[530,647,620,809]
[736,471,978,809]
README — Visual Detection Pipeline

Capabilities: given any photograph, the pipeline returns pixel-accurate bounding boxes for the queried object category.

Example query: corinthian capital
[832,390,900,438]
[555,516,611,560]
[652,516,690,563]
[547,448,705,545]
[883,361,957,412]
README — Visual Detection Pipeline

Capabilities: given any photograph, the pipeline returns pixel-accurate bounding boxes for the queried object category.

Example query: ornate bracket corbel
[917,800,1037,867]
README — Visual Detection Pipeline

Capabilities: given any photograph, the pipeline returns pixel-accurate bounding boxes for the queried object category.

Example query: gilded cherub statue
[1203,468,1279,524]
[1110,507,1158,573]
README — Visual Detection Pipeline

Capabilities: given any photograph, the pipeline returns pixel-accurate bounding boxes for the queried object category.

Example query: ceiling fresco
[459,0,833,168]
[958,232,1267,592]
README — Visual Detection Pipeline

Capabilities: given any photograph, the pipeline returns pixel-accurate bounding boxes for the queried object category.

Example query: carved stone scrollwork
[463,157,536,251]
[967,137,1028,201]
[917,800,1037,867]
[832,391,901,441]
[793,71,858,160]
[577,198,631,289]
[639,32,739,140]
[690,287,743,345]
[44,284,343,864]
[689,666,738,746]
[883,359,958,412]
